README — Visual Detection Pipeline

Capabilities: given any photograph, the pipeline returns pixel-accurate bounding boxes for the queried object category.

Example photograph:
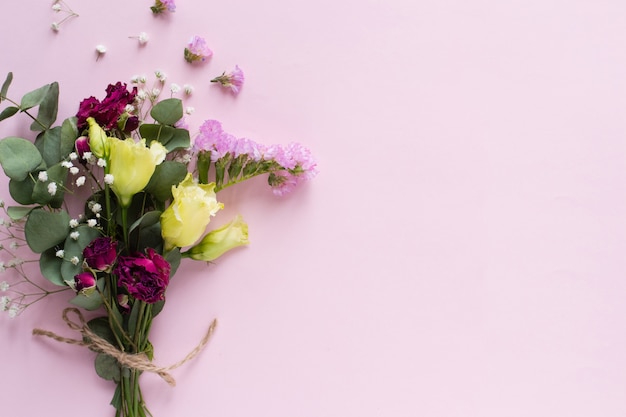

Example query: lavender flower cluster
[194,120,317,196]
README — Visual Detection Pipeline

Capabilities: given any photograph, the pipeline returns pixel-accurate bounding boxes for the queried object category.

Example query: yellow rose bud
[87,117,109,158]
[108,138,167,207]
[160,173,223,250]
[186,215,249,262]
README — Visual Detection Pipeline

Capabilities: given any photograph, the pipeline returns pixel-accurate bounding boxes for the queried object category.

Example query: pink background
[1,0,626,415]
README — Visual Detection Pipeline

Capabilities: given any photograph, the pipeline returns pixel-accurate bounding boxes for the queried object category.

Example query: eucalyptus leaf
[70,289,104,311]
[0,136,43,181]
[24,209,70,253]
[35,126,63,167]
[31,81,58,131]
[6,205,35,220]
[0,72,12,99]
[0,106,19,122]
[39,247,66,286]
[8,177,35,205]
[87,316,118,346]
[20,83,51,111]
[95,353,121,382]
[145,161,187,202]
[139,123,171,144]
[32,162,68,208]
[150,98,183,125]
[60,116,78,156]
[60,225,101,282]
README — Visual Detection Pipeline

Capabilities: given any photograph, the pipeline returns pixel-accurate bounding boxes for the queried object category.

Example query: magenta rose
[83,237,118,271]
[74,271,97,293]
[114,249,170,304]
[75,136,91,160]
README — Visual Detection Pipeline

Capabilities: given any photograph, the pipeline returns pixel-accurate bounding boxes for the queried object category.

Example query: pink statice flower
[151,0,176,14]
[211,65,245,94]
[184,36,213,63]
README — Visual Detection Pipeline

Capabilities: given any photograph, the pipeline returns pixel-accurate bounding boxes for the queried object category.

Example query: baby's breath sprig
[0,202,69,317]
[50,0,79,32]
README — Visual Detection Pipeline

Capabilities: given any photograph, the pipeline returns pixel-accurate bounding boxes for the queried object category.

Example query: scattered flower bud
[184,35,212,63]
[211,65,245,94]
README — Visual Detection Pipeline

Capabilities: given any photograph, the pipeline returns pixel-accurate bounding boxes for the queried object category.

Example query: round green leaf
[60,225,101,282]
[0,137,43,181]
[24,209,70,253]
[39,248,66,286]
[150,98,183,125]
[94,353,121,382]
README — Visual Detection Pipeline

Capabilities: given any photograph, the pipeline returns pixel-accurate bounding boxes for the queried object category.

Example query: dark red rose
[74,271,97,293]
[114,249,170,304]
[76,82,138,131]
[83,237,118,271]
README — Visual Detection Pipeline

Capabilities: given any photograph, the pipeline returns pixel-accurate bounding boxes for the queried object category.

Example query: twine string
[32,307,217,387]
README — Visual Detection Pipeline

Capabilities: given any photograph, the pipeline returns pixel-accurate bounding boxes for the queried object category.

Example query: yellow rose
[186,215,249,261]
[160,173,223,250]
[108,138,167,207]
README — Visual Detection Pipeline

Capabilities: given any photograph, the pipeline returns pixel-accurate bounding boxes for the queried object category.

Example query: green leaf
[60,225,101,282]
[139,124,190,152]
[31,82,58,131]
[145,161,188,202]
[95,353,121,382]
[87,316,118,346]
[20,83,51,111]
[150,98,183,125]
[24,209,70,253]
[152,299,165,317]
[0,106,19,122]
[35,126,63,167]
[165,128,190,152]
[70,288,104,311]
[165,247,181,277]
[6,205,36,220]
[129,210,162,235]
[0,136,43,181]
[0,72,13,99]
[39,248,66,286]
[31,162,68,208]
[60,116,78,156]
[8,177,35,205]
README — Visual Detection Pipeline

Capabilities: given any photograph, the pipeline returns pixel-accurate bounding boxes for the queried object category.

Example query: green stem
[121,205,130,255]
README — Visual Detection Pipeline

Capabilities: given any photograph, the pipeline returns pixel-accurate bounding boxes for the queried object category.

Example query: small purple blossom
[115,249,170,304]
[184,36,212,63]
[151,0,176,14]
[211,65,245,94]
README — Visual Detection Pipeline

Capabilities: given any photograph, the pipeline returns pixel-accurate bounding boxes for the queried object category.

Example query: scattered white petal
[0,281,9,291]
[70,231,80,240]
[104,174,114,185]
[55,250,65,258]
[70,256,80,265]
[48,182,57,196]
[87,219,98,227]
[38,171,48,182]
[75,176,86,187]
[69,219,79,228]
[97,158,107,167]
[70,167,79,175]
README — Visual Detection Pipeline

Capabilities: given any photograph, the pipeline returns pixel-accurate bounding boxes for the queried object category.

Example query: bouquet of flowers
[0,71,316,416]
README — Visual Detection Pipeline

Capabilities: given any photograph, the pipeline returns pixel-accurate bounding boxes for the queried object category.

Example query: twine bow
[32,307,217,386]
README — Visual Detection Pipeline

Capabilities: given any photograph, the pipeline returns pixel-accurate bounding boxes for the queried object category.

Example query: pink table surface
[1,0,626,416]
